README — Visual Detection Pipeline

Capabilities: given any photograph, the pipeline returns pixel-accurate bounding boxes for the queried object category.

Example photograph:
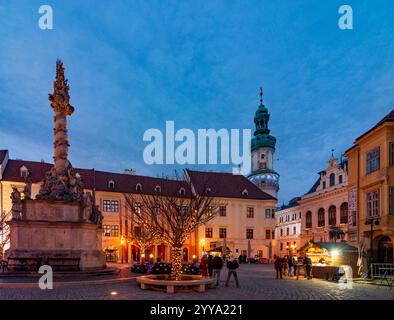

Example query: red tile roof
[1,159,191,197]
[2,160,275,201]
[186,169,276,200]
[345,109,394,154]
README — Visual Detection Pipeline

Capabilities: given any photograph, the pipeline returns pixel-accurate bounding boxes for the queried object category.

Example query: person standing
[303,254,313,280]
[288,255,294,277]
[207,254,214,277]
[212,254,224,286]
[225,257,240,288]
[274,255,283,279]
[200,254,209,277]
[282,255,289,277]
[292,256,298,277]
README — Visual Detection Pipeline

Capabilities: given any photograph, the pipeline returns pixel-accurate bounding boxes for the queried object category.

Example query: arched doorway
[377,236,393,263]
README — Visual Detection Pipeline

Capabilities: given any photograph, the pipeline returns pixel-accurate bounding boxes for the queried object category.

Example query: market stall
[298,241,358,281]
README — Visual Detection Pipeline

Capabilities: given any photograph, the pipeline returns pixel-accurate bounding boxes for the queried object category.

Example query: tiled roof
[186,169,276,200]
[2,159,276,201]
[1,159,191,197]
[0,150,8,163]
[346,109,394,154]
[305,177,321,195]
[355,109,394,142]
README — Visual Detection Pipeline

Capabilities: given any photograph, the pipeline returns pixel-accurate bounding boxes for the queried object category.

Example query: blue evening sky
[1,1,394,205]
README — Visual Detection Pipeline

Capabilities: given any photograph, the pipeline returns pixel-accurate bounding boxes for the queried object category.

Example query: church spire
[254,86,270,135]
[260,87,263,105]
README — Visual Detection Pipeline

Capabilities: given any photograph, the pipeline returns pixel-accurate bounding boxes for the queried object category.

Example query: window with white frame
[366,189,380,218]
[366,147,380,174]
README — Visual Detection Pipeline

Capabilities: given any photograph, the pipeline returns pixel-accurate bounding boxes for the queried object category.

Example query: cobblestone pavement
[1,264,394,300]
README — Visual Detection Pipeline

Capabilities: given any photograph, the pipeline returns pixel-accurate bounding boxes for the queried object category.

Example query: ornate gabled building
[299,155,349,245]
[248,88,279,198]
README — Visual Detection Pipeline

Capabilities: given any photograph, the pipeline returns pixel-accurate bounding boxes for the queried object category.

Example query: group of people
[199,253,240,288]
[274,254,313,280]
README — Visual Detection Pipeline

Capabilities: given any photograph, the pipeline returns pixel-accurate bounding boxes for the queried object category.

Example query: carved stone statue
[36,60,84,203]
[23,178,33,200]
[83,192,93,221]
[10,187,22,220]
[89,205,103,228]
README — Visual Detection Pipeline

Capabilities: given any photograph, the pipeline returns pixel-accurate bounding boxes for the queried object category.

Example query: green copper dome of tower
[248,88,279,198]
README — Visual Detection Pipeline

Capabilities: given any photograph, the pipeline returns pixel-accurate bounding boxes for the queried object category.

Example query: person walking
[200,254,209,277]
[274,255,283,279]
[303,254,313,280]
[282,255,289,277]
[288,255,294,277]
[212,254,224,286]
[292,256,298,277]
[207,254,214,277]
[225,257,240,288]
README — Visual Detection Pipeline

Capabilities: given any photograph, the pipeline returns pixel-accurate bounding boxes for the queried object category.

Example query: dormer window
[204,187,211,194]
[179,188,186,196]
[20,166,29,179]
[242,189,249,196]
[154,185,161,193]
[136,183,142,192]
[108,180,115,189]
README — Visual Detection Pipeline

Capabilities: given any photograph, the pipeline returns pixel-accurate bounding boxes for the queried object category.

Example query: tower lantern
[248,88,279,198]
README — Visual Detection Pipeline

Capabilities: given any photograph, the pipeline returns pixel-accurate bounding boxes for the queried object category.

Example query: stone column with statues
[7,60,105,271]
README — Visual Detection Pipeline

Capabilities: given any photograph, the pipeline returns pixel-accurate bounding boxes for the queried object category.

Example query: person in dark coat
[274,255,283,279]
[207,254,214,277]
[225,257,239,288]
[303,254,313,280]
[212,254,224,286]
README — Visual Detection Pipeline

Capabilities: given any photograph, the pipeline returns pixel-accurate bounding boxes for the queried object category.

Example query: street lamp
[365,217,380,273]
[120,236,125,264]
[200,238,206,255]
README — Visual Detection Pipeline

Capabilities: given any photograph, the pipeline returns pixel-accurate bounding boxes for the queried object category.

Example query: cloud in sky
[1,0,394,204]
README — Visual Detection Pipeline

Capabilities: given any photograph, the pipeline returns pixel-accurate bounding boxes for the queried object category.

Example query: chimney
[123,169,136,175]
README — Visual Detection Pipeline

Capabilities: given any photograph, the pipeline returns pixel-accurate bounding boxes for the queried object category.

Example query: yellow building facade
[345,110,394,263]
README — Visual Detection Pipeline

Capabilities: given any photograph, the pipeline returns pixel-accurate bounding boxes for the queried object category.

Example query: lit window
[135,202,142,214]
[111,225,119,237]
[103,200,119,212]
[103,225,111,237]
